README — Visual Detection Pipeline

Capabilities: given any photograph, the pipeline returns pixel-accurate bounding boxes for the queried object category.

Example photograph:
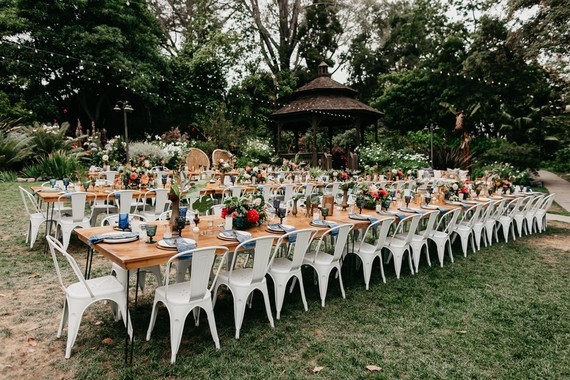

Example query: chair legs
[270,271,308,320]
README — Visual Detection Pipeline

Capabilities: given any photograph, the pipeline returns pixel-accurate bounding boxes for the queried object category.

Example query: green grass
[1,181,570,379]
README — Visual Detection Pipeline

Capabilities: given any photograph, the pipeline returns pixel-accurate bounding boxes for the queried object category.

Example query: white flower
[407,170,412,174]
[253,198,262,206]
[452,183,459,191]
[102,154,109,162]
[144,160,150,168]
[392,169,397,174]
[223,163,230,168]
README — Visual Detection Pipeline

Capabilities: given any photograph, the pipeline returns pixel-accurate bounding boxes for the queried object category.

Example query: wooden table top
[31,186,161,202]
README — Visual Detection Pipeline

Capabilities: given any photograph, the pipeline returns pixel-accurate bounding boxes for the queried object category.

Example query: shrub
[20,164,44,180]
[551,147,570,172]
[36,150,84,179]
[0,171,17,182]
[27,122,72,156]
[128,142,169,166]
[0,119,33,170]
[236,137,274,167]
[479,143,539,172]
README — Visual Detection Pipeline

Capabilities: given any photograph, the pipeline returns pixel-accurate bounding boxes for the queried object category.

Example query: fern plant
[36,150,84,179]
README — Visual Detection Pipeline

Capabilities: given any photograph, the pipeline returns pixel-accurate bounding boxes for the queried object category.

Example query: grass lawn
[1,181,569,379]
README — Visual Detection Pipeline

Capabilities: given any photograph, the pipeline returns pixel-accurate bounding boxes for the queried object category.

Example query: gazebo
[270,62,383,168]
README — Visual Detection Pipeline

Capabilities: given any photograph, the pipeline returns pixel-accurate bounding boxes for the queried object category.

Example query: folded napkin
[269,224,297,242]
[162,237,196,256]
[88,232,138,245]
[406,208,427,215]
[313,220,339,236]
[376,211,406,219]
[220,230,255,248]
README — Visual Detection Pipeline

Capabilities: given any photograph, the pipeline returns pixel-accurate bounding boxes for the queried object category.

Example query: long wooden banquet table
[73,201,463,364]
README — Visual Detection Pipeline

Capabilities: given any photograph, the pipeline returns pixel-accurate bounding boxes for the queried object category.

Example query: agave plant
[0,119,33,170]
[25,121,73,156]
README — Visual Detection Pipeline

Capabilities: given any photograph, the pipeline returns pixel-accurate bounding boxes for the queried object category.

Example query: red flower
[246,209,259,224]
[379,188,388,198]
[341,172,349,180]
[221,207,228,218]
[371,190,379,199]
[129,172,138,181]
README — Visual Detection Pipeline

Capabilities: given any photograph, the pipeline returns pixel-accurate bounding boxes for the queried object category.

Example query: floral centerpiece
[120,163,153,189]
[441,180,462,201]
[216,158,232,173]
[221,195,267,230]
[354,183,379,210]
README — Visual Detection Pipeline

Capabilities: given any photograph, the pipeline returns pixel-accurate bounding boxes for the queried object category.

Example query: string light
[1,39,524,122]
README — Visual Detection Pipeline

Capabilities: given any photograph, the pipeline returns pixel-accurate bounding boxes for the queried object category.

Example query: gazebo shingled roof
[269,62,383,167]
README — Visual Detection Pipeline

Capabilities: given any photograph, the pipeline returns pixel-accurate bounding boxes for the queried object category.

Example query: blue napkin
[437,207,449,214]
[271,224,297,243]
[377,211,406,219]
[407,208,427,215]
[88,232,138,245]
[313,220,339,236]
[220,230,255,248]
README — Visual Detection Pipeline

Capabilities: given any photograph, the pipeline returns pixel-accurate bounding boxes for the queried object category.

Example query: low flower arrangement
[355,183,389,209]
[441,180,462,201]
[221,195,267,230]
[217,158,232,173]
[120,164,153,188]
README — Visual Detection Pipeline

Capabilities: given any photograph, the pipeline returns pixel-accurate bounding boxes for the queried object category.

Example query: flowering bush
[222,195,267,230]
[236,137,274,166]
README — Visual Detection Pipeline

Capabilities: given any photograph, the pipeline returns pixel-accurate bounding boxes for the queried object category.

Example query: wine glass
[145,224,157,243]
[425,194,432,206]
[404,195,411,208]
[49,178,56,188]
[161,174,168,188]
[118,213,130,231]
[277,207,287,225]
[320,207,329,220]
[357,198,365,214]
[230,174,236,185]
[62,177,70,192]
[176,216,186,236]
[83,180,91,191]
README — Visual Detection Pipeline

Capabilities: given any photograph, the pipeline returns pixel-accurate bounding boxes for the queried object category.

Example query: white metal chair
[483,199,504,246]
[19,186,51,248]
[55,191,94,250]
[497,197,523,243]
[353,217,395,289]
[535,193,555,232]
[303,224,353,307]
[451,203,482,257]
[213,236,278,339]
[408,210,440,273]
[384,214,422,279]
[141,188,171,221]
[428,208,461,267]
[523,194,546,234]
[146,246,228,363]
[46,235,132,359]
[99,215,163,293]
[513,195,541,237]
[267,229,318,319]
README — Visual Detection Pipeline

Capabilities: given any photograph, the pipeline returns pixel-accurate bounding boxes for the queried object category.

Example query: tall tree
[297,0,343,72]
[0,0,166,133]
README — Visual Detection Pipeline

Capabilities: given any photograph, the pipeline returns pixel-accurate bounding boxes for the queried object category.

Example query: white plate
[101,232,139,244]
[421,205,438,210]
[217,230,251,241]
[157,237,196,249]
[348,213,369,221]
[398,207,416,213]
[267,224,294,233]
[445,201,463,205]
[39,188,61,193]
[462,200,479,204]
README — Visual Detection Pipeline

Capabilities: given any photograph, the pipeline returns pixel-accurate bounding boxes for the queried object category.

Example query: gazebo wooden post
[327,125,333,153]
[275,122,282,154]
[311,116,318,167]
[294,128,299,153]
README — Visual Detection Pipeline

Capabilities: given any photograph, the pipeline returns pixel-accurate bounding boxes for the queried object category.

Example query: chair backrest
[46,235,94,297]
[503,197,523,218]
[209,204,224,217]
[324,182,339,197]
[528,194,545,212]
[100,213,148,226]
[158,210,172,221]
[313,224,353,262]
[108,190,135,214]
[228,236,278,284]
[144,188,170,215]
[104,171,117,184]
[539,193,555,212]
[274,228,318,271]
[303,183,315,197]
[57,191,92,222]
[458,203,482,228]
[438,208,461,234]
[283,184,295,203]
[478,201,495,224]
[19,186,42,216]
[418,210,440,238]
[358,217,395,252]
[186,147,210,171]
[260,184,273,204]
[164,246,229,302]
[212,149,233,168]
[391,214,422,245]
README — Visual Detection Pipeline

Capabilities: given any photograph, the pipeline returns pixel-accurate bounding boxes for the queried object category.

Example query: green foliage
[19,164,43,179]
[36,150,84,179]
[0,119,33,170]
[479,143,540,172]
[26,122,72,157]
[551,147,570,173]
[0,171,17,182]
[192,196,214,214]
[235,137,274,167]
